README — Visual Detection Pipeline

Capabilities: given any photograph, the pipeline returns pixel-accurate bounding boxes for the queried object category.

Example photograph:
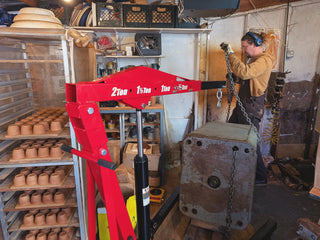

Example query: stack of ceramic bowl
[10,7,63,29]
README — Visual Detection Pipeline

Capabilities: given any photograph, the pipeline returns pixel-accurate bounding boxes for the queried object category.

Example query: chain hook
[216,88,223,109]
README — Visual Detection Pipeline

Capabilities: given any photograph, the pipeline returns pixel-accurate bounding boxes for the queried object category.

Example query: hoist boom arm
[64,66,225,240]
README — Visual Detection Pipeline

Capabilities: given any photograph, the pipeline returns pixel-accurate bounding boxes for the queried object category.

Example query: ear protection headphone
[247,32,262,46]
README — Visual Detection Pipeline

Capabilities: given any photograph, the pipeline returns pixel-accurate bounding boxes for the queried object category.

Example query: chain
[222,50,261,239]
[223,51,260,141]
[224,146,238,239]
[217,88,223,109]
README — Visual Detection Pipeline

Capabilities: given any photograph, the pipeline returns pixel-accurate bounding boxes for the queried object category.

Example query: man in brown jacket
[221,32,273,185]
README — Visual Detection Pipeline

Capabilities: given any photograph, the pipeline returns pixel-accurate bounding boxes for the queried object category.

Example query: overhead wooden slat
[237,0,304,13]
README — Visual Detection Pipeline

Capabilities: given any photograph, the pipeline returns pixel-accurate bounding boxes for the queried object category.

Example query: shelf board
[100,103,164,112]
[73,26,211,34]
[8,208,79,232]
[125,122,160,126]
[0,175,75,192]
[0,127,71,140]
[0,27,66,41]
[4,191,78,212]
[0,152,74,168]
[105,128,120,133]
[0,59,63,63]
[103,55,164,58]
[126,137,160,142]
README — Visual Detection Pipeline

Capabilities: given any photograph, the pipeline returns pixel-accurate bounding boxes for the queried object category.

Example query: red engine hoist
[62,66,225,240]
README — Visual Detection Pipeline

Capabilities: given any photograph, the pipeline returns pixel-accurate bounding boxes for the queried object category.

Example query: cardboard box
[123,143,160,171]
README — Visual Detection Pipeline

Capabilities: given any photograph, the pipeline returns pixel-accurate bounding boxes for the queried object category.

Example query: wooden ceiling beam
[236,0,304,12]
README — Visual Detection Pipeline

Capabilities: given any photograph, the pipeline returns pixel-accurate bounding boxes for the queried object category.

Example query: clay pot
[34,213,45,226]
[46,212,57,225]
[36,232,47,240]
[56,212,68,224]
[50,121,62,131]
[50,208,61,214]
[24,140,34,145]
[23,213,34,226]
[39,209,49,215]
[30,192,42,205]
[38,173,49,186]
[51,228,61,233]
[58,231,68,240]
[62,227,74,237]
[20,143,30,150]
[25,147,38,159]
[40,228,51,234]
[50,173,61,185]
[43,169,53,175]
[13,174,26,187]
[47,232,58,240]
[20,168,31,176]
[29,229,39,235]
[47,189,57,195]
[25,233,36,240]
[53,191,65,204]
[31,143,42,149]
[18,193,30,206]
[29,209,39,215]
[54,142,63,148]
[38,146,50,158]
[32,168,43,175]
[49,146,61,158]
[54,168,65,179]
[32,124,45,135]
[60,208,71,217]
[26,173,38,186]
[36,140,46,145]
[42,191,53,203]
[7,124,20,136]
[38,121,50,131]
[21,124,33,135]
[43,143,53,148]
[12,147,25,160]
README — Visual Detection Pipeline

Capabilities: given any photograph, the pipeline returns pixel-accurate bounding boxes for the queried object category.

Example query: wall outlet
[286,49,294,58]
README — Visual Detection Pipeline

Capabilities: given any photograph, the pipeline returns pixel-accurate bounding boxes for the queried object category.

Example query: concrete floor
[251,179,320,239]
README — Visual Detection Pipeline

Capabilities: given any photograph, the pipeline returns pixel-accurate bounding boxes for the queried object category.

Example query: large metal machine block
[179,121,258,230]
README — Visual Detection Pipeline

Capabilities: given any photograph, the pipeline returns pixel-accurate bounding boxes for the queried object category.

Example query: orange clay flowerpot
[12,147,25,160]
[25,147,38,158]
[46,212,57,225]
[23,213,34,227]
[18,193,30,206]
[26,173,38,186]
[38,173,49,186]
[13,174,26,187]
[30,192,42,205]
[57,211,68,224]
[49,173,61,185]
[7,124,20,136]
[42,191,53,204]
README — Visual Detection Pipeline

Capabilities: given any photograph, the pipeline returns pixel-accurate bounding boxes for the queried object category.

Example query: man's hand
[220,42,234,55]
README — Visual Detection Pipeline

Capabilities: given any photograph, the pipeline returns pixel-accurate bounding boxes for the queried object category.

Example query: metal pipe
[150,186,180,236]
[135,109,151,240]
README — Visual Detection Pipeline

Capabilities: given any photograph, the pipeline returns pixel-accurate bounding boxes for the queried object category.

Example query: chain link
[224,147,238,239]
[223,51,260,140]
[222,50,261,239]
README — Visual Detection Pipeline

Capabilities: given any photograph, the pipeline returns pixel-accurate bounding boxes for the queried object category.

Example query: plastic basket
[149,5,177,28]
[176,17,200,28]
[96,2,123,27]
[123,4,149,28]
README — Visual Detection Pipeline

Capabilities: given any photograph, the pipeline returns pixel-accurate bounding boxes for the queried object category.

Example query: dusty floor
[251,179,320,239]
